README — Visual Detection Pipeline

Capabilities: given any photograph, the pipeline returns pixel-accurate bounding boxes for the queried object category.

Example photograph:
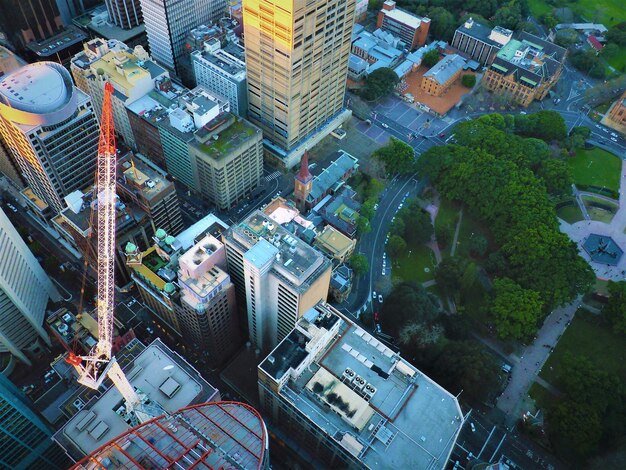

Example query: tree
[360,199,376,220]
[387,235,407,258]
[373,137,415,175]
[537,159,572,196]
[427,7,456,41]
[356,216,371,235]
[554,29,579,47]
[605,281,626,335]
[435,223,453,248]
[349,254,369,276]
[606,22,626,47]
[398,322,444,350]
[435,257,465,293]
[569,50,605,78]
[431,340,501,402]
[541,13,558,29]
[490,277,543,341]
[493,0,522,30]
[380,281,439,336]
[402,204,433,245]
[362,67,399,101]
[548,400,602,459]
[469,234,488,257]
[422,49,441,68]
[461,74,476,88]
[515,111,567,142]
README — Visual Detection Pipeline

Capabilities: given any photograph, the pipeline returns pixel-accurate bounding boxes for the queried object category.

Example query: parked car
[378,294,383,303]
[381,123,389,129]
[470,422,476,432]
[374,203,379,210]
[376,324,382,334]
[439,133,445,138]
[373,311,379,322]
[372,291,377,300]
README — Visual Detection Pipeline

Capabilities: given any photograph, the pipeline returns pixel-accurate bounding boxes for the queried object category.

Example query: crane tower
[67,82,158,425]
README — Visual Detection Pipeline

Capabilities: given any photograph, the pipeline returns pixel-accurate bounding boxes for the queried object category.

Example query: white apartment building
[0,209,60,368]
[223,211,332,352]
[71,38,169,149]
[0,62,100,214]
[139,0,228,75]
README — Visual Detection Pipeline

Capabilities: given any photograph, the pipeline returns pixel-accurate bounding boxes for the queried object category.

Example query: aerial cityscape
[0,0,625,469]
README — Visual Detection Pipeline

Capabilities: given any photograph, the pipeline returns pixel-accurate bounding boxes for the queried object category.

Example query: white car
[603,127,609,133]
[398,203,403,209]
[374,203,379,210]
[372,291,377,300]
[611,132,618,138]
[6,203,17,213]
[376,324,382,334]
[611,137,618,142]
[378,294,383,303]
[470,422,476,432]
[381,123,389,129]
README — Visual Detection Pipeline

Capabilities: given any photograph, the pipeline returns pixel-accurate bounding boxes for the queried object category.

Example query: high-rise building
[128,214,242,366]
[53,338,221,461]
[451,19,513,66]
[104,0,143,30]
[191,39,248,116]
[127,81,263,209]
[71,38,169,149]
[258,302,464,469]
[0,62,100,215]
[0,0,63,51]
[242,0,355,169]
[0,374,70,469]
[223,210,332,352]
[139,0,228,75]
[0,208,60,367]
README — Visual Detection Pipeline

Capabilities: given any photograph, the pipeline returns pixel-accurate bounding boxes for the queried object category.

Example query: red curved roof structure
[72,402,268,470]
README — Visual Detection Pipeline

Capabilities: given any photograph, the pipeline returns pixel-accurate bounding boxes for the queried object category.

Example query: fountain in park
[582,234,624,266]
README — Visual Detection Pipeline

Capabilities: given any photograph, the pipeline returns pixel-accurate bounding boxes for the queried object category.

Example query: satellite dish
[163,365,174,371]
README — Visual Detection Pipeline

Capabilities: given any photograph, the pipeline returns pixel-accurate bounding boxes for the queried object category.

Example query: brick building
[376,1,430,50]
[420,54,465,96]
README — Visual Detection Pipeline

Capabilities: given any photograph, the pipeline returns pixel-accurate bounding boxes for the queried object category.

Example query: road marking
[488,433,507,463]
[265,171,281,181]
[477,426,496,459]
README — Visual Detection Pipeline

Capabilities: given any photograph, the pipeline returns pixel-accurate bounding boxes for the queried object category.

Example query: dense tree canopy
[604,281,626,335]
[548,400,603,459]
[422,49,441,68]
[537,158,572,196]
[362,67,399,100]
[373,137,415,175]
[380,282,439,336]
[461,74,476,88]
[490,277,543,341]
[349,254,369,276]
[606,22,626,47]
[387,235,407,258]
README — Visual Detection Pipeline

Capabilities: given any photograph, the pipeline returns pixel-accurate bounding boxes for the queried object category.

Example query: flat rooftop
[233,211,329,284]
[260,304,463,469]
[119,154,173,203]
[193,47,246,79]
[55,338,218,459]
[26,26,87,56]
[191,114,259,161]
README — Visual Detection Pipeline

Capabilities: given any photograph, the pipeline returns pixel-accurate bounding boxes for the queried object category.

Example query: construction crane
[66,82,158,425]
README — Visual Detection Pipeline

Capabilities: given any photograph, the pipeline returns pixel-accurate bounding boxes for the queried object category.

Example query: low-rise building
[314,225,356,264]
[351,26,405,75]
[330,265,353,303]
[604,91,626,135]
[421,54,466,96]
[316,186,362,238]
[376,1,430,50]
[483,32,566,107]
[258,302,463,469]
[53,338,220,461]
[451,18,513,66]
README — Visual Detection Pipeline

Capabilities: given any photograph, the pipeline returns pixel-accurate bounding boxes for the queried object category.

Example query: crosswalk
[265,171,281,182]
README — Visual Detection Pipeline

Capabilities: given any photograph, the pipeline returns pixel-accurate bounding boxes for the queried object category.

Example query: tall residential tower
[242,0,355,169]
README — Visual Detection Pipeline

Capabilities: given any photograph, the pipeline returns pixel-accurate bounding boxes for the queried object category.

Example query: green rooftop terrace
[194,119,257,161]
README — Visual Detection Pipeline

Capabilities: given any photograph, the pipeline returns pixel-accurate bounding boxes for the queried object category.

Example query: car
[398,203,403,209]
[373,311,380,322]
[519,111,527,115]
[381,123,389,129]
[611,137,618,142]
[374,203,379,210]
[405,192,410,197]
[439,133,445,138]
[611,132,618,138]
[378,294,383,303]
[391,217,395,222]
[596,124,602,129]
[376,324,382,334]
[603,127,609,133]
[372,291,377,300]
[6,203,17,213]
[470,422,476,432]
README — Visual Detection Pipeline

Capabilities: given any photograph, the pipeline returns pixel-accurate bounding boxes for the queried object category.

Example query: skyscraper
[0,374,70,469]
[242,0,355,169]
[139,0,228,75]
[0,0,62,51]
[0,62,100,214]
[0,208,60,366]
[104,0,144,30]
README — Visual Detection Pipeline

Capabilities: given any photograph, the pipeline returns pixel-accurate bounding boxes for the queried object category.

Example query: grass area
[582,194,618,223]
[528,0,624,27]
[594,101,612,115]
[605,47,626,73]
[556,202,585,223]
[540,309,626,386]
[391,243,436,283]
[454,209,493,258]
[434,199,460,257]
[568,147,622,193]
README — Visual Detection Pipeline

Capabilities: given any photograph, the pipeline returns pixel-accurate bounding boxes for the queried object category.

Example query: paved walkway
[561,160,626,281]
[450,207,463,257]
[496,300,579,427]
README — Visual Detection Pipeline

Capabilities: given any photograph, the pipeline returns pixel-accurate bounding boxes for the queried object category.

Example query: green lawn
[556,202,585,223]
[605,47,626,73]
[582,194,618,223]
[568,147,622,193]
[529,0,624,27]
[392,244,436,283]
[594,101,612,115]
[539,309,626,386]
[529,382,558,409]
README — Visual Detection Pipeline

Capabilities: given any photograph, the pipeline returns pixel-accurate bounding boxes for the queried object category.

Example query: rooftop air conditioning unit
[343,368,355,381]
[354,375,366,390]
[364,384,377,398]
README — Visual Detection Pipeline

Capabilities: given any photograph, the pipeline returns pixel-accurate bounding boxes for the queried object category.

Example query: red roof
[588,36,603,50]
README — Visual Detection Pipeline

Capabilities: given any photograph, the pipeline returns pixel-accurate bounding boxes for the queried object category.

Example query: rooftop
[26,26,87,56]
[192,45,246,80]
[119,154,173,203]
[456,19,510,47]
[231,211,330,285]
[0,62,72,114]
[308,150,359,202]
[73,402,267,470]
[380,3,426,29]
[192,115,259,161]
[260,303,463,470]
[314,225,355,258]
[55,339,219,459]
[424,54,466,85]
